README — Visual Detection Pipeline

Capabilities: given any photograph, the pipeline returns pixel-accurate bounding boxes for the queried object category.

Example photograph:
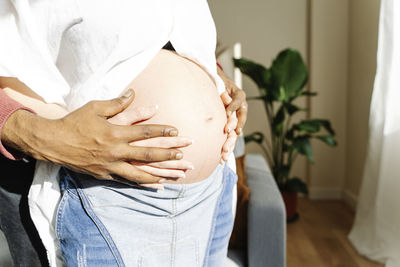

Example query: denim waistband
[59,163,226,217]
[61,163,225,199]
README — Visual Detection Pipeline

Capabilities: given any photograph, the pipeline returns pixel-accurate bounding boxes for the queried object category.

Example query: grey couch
[227,138,286,267]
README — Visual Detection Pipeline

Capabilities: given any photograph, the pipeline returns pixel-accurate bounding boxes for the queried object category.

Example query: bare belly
[125,49,227,183]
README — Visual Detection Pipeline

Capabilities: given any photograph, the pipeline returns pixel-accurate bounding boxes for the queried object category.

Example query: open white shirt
[0,0,235,265]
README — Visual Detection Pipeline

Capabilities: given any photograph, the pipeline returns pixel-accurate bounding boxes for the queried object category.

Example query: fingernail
[176,152,183,159]
[159,178,166,183]
[169,129,178,136]
[180,173,186,179]
[123,89,133,98]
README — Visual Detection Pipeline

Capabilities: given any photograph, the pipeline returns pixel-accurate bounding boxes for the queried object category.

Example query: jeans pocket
[56,177,122,266]
[55,190,70,241]
[138,237,200,267]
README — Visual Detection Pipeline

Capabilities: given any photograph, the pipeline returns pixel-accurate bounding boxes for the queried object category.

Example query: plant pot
[281,191,299,223]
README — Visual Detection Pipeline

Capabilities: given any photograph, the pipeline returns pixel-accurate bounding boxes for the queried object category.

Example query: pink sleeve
[216,60,223,71]
[0,90,35,160]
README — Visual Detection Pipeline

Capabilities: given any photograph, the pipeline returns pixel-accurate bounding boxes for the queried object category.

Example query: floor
[0,198,385,267]
[287,198,384,267]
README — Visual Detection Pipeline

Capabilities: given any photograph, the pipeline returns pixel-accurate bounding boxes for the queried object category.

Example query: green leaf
[292,119,335,135]
[270,48,308,101]
[244,132,265,144]
[295,120,321,133]
[291,136,314,163]
[307,119,335,135]
[233,58,270,95]
[272,105,285,136]
[315,135,337,146]
[285,177,308,194]
[278,86,287,101]
[284,103,303,115]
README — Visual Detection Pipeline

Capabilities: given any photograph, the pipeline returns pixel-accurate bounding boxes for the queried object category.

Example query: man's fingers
[87,89,135,117]
[108,104,159,126]
[146,160,194,170]
[109,162,162,184]
[130,136,193,149]
[115,124,179,142]
[135,165,186,179]
[119,145,183,162]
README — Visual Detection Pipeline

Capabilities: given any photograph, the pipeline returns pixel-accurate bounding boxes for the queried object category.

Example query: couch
[227,136,286,267]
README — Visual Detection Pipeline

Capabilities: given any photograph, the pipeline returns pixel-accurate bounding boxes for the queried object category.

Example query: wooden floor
[287,198,384,267]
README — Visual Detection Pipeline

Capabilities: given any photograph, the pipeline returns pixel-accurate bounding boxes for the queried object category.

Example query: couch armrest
[246,154,286,267]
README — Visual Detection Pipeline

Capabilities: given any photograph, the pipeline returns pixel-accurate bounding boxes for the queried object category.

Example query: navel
[206,115,214,121]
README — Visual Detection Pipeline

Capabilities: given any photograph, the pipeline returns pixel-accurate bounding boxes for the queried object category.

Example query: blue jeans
[56,164,237,267]
[56,171,122,266]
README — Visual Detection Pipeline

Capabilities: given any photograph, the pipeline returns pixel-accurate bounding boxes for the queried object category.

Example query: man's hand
[217,66,248,162]
[2,89,186,184]
[108,100,194,181]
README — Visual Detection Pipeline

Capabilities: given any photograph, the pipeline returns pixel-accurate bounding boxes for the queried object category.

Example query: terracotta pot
[281,191,298,222]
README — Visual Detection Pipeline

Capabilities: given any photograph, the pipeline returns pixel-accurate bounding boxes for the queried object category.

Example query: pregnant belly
[125,49,227,183]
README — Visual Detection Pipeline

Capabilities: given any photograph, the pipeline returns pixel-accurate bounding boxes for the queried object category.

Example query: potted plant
[234,48,337,222]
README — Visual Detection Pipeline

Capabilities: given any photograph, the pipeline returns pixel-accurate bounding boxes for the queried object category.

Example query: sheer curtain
[348,1,400,266]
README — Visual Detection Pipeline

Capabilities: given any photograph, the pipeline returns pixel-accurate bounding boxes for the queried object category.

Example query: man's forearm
[2,109,52,160]
[0,89,36,159]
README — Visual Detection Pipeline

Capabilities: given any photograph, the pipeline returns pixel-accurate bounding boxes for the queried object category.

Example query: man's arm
[1,88,185,184]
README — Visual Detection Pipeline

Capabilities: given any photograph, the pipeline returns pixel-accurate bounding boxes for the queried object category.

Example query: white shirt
[0,1,235,266]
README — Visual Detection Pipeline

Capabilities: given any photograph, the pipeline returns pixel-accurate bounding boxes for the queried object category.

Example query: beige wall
[344,0,380,204]
[308,0,349,199]
[209,0,381,206]
[307,0,380,204]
